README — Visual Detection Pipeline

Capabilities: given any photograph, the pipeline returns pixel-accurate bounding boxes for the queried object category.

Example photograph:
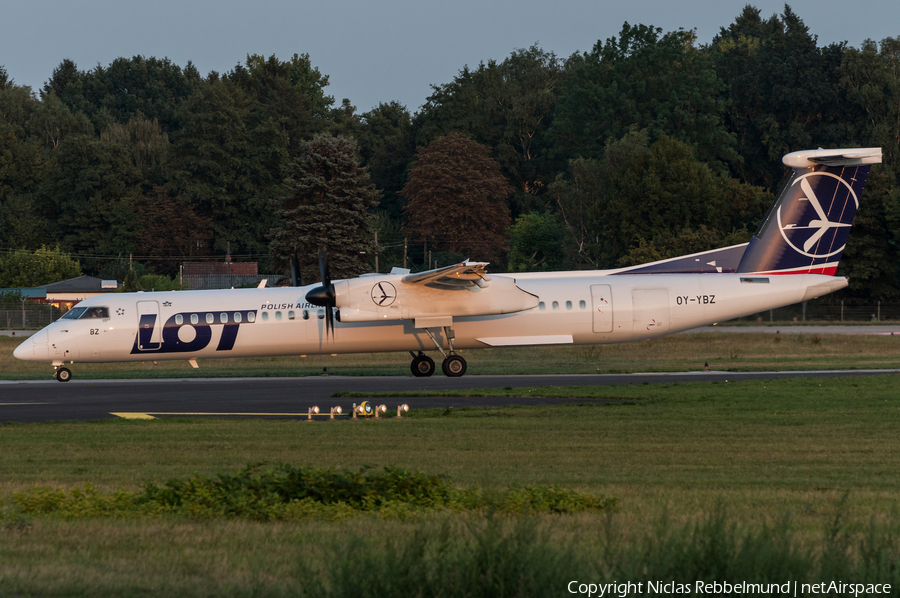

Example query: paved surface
[2,370,899,423]
[685,325,900,335]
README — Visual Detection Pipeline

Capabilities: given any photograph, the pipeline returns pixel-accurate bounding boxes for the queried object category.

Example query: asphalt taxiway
[2,369,898,423]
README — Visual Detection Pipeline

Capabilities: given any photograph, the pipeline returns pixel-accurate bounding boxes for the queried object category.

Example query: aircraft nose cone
[13,338,32,361]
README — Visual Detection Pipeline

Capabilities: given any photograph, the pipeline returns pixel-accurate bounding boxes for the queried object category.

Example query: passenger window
[206,313,214,324]
[191,314,199,325]
[317,309,325,320]
[552,301,559,311]
[262,312,269,322]
[275,311,282,321]
[302,310,309,320]
[579,300,586,309]
[566,301,572,310]
[288,311,295,320]
[538,302,545,311]
[247,312,255,323]
[175,314,183,325]
[220,313,228,324]
[234,312,242,323]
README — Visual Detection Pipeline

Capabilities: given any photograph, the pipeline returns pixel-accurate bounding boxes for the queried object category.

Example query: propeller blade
[325,302,335,339]
[305,248,336,339]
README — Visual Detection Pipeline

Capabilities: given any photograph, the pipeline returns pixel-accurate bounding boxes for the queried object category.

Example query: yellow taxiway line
[111,412,312,419]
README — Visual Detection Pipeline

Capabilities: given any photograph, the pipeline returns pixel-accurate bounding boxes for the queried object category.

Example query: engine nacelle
[333,274,538,323]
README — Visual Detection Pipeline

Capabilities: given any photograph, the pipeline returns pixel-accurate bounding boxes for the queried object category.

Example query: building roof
[0,287,47,299]
[183,262,258,276]
[43,276,119,293]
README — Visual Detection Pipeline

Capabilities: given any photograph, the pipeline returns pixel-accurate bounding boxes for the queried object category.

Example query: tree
[36,134,144,256]
[353,101,416,221]
[552,23,738,174]
[548,127,650,268]
[415,46,565,214]
[0,246,81,287]
[134,186,212,276]
[169,78,288,256]
[400,133,512,264]
[227,53,332,156]
[0,65,11,90]
[101,112,171,186]
[605,137,731,266]
[710,6,848,188]
[506,212,567,272]
[270,134,379,281]
[48,56,200,133]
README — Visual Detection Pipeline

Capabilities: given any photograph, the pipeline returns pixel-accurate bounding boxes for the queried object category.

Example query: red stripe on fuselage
[755,265,838,276]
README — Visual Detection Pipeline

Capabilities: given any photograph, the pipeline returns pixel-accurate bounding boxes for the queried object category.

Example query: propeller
[305,249,336,338]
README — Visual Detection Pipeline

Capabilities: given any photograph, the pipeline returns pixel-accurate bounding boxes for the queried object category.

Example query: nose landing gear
[54,366,72,382]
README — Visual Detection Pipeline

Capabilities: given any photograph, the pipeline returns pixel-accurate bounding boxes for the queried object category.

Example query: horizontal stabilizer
[783,147,882,168]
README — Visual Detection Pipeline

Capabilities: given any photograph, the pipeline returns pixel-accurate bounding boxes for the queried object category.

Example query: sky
[2,0,896,114]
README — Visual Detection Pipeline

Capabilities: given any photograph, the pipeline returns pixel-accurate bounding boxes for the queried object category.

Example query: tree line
[1,5,899,298]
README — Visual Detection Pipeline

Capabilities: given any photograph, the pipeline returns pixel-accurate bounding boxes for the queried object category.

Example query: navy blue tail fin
[736,148,882,275]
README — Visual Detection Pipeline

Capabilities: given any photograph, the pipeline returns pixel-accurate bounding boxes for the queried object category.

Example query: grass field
[2,373,900,595]
[3,329,900,380]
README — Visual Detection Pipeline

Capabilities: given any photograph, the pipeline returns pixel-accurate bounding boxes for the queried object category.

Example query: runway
[2,369,898,423]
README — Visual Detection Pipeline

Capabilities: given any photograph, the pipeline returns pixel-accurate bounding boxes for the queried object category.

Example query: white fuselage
[15,271,845,365]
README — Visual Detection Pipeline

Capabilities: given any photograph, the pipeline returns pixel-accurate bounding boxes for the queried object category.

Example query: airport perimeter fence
[0,302,63,329]
[738,299,900,323]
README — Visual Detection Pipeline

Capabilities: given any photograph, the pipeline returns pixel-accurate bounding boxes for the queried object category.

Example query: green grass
[4,331,900,380]
[3,360,900,593]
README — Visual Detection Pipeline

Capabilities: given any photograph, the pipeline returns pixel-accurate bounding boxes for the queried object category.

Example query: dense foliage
[1,6,899,297]
[11,464,616,520]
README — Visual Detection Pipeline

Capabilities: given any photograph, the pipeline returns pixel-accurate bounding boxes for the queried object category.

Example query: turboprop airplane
[14,147,882,382]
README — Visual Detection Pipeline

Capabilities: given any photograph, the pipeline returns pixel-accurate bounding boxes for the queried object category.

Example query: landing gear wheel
[441,355,467,377]
[56,367,72,383]
[411,355,435,377]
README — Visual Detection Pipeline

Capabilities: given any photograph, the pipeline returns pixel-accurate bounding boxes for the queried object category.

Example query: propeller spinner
[305,250,336,338]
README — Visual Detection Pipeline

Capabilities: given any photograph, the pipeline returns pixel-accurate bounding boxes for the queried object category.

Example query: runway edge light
[397,404,410,418]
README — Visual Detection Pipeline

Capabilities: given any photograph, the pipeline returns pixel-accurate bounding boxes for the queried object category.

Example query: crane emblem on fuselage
[372,282,397,307]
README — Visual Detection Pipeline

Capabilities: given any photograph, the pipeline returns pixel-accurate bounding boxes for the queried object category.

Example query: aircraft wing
[401,261,492,289]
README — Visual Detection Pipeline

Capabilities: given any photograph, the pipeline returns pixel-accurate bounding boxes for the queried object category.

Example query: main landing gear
[410,352,435,377]
[408,326,468,378]
[409,351,467,377]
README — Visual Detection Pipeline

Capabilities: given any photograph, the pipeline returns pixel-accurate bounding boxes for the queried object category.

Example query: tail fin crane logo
[776,172,858,260]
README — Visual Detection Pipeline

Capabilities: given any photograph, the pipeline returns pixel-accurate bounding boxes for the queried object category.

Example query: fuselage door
[632,289,670,334]
[136,300,162,351]
[590,284,613,333]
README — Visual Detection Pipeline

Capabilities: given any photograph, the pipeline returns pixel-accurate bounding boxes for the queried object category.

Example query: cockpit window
[82,307,110,319]
[61,307,87,320]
